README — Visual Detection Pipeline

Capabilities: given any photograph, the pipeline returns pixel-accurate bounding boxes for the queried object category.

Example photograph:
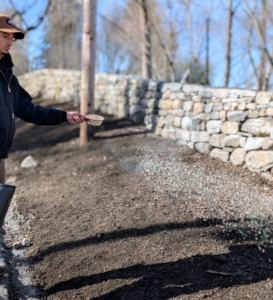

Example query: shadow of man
[45,243,272,299]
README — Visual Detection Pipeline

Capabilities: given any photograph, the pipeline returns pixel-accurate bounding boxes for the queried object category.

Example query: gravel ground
[1,98,273,299]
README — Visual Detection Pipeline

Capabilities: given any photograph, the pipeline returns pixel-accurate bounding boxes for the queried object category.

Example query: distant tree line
[2,0,273,90]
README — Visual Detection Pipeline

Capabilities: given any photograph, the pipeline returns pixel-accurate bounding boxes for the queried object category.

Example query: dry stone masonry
[18,69,273,176]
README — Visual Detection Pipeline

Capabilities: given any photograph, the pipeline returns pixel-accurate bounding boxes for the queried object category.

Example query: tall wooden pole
[80,0,97,145]
[224,0,233,87]
[139,0,152,79]
[205,17,210,85]
[259,0,267,90]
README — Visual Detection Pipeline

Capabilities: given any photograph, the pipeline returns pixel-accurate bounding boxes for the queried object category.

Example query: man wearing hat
[0,14,88,276]
[0,14,89,180]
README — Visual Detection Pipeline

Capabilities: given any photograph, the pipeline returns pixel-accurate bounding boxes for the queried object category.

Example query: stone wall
[18,69,273,176]
[18,69,82,104]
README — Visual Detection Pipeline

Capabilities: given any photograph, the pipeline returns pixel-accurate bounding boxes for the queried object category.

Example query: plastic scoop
[86,114,104,126]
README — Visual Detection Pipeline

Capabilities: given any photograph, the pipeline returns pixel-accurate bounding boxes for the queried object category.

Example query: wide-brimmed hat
[0,14,24,40]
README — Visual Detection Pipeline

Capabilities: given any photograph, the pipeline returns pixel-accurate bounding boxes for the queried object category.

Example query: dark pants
[0,159,5,184]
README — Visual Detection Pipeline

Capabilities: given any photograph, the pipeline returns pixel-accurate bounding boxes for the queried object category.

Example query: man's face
[0,31,14,56]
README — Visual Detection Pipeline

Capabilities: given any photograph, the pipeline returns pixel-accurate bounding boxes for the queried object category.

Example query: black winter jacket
[0,54,67,159]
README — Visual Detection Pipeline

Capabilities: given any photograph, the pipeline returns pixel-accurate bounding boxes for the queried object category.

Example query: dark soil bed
[5,99,273,299]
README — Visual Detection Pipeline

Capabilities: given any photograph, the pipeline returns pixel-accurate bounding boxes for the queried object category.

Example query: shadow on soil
[31,219,221,263]
[30,218,272,299]
[12,97,151,153]
[45,244,270,299]
[12,117,149,153]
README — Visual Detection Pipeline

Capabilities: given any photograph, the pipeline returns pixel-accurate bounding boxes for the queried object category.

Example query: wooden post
[205,17,210,86]
[224,0,233,87]
[80,0,97,145]
[139,0,152,79]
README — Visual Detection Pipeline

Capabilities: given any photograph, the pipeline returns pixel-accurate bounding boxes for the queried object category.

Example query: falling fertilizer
[119,146,273,255]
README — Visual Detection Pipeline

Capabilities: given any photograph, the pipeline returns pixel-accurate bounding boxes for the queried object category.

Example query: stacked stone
[18,69,81,104]
[18,70,273,174]
[94,75,161,124]
[149,84,273,174]
[95,74,131,119]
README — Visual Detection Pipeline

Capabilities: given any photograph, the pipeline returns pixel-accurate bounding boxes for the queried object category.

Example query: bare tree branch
[247,27,259,88]
[8,0,38,19]
[98,13,141,61]
[178,0,207,84]
[180,67,191,84]
[98,13,166,79]
[133,0,176,81]
[233,1,241,14]
[8,0,52,33]
[262,60,272,91]
[243,0,273,68]
[149,19,176,81]
[180,44,204,84]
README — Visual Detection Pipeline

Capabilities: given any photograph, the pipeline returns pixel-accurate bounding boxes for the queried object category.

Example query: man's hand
[66,111,89,124]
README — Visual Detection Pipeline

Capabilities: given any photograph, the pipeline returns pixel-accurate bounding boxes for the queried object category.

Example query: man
[0,14,88,184]
[0,14,88,277]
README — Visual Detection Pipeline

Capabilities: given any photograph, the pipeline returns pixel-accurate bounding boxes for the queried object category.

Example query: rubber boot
[0,184,16,228]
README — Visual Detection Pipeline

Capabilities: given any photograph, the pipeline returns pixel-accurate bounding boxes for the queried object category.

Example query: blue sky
[97,0,253,88]
[0,0,266,89]
[1,0,120,68]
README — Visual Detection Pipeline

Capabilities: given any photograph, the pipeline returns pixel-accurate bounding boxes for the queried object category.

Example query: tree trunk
[224,0,233,87]
[243,0,273,69]
[247,27,259,89]
[80,0,97,145]
[138,0,152,79]
[259,0,267,90]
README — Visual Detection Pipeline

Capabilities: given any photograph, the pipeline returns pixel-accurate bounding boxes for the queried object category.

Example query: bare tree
[99,0,183,81]
[246,26,259,88]
[41,0,83,70]
[98,11,141,65]
[137,0,177,80]
[149,13,176,81]
[262,52,273,91]
[243,0,273,68]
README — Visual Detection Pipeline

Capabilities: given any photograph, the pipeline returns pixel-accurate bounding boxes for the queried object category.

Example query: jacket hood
[0,53,14,71]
